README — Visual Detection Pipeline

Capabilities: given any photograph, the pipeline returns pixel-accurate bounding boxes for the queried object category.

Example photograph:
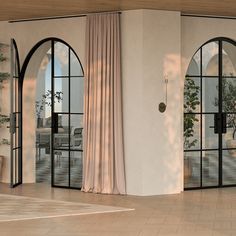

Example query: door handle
[222,113,227,134]
[213,113,227,134]
[52,113,58,134]
[214,113,221,134]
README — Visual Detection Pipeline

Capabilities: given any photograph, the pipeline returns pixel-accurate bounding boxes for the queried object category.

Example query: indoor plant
[184,76,200,149]
[183,76,200,178]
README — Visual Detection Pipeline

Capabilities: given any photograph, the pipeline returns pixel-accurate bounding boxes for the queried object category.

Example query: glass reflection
[202,150,218,187]
[202,77,218,113]
[184,151,201,188]
[54,42,69,76]
[186,50,200,76]
[202,41,219,76]
[202,114,218,150]
[223,41,236,77]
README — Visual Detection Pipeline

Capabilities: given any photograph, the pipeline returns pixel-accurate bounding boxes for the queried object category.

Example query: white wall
[122,10,182,195]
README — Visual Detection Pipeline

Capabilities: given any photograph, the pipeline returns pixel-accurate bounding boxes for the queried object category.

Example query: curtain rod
[8,11,122,23]
[181,13,236,20]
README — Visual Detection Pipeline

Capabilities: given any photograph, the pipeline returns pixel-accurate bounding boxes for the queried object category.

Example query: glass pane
[54,114,69,150]
[12,127,19,148]
[13,48,17,76]
[36,49,52,122]
[222,113,236,149]
[16,113,19,127]
[222,41,236,77]
[184,77,200,113]
[54,42,69,76]
[71,77,84,113]
[70,50,83,77]
[202,114,218,149]
[14,149,19,184]
[222,149,236,185]
[202,77,218,113]
[202,41,219,76]
[36,132,51,183]
[15,128,18,147]
[184,114,200,151]
[70,151,83,188]
[12,150,16,183]
[12,77,15,112]
[53,151,69,187]
[186,51,201,76]
[184,152,201,188]
[15,78,18,111]
[70,114,83,151]
[202,150,218,187]
[36,154,51,183]
[13,149,20,183]
[222,78,236,113]
[37,133,51,154]
[54,77,68,113]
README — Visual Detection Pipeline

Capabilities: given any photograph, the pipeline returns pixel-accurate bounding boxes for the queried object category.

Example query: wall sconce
[159,75,168,113]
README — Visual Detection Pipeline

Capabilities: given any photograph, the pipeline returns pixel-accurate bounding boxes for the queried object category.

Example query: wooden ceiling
[2,0,236,21]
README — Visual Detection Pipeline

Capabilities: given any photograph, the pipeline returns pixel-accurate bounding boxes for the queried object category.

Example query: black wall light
[159,76,168,113]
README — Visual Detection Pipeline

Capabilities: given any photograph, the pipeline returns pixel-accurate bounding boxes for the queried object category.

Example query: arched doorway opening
[184,37,236,189]
[11,38,84,189]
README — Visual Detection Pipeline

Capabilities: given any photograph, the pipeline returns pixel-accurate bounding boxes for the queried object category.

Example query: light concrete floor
[0,183,236,236]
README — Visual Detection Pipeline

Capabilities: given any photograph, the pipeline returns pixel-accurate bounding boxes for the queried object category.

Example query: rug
[0,194,134,222]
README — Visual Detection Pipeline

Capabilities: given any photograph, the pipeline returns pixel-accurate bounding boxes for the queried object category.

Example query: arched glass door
[51,40,84,189]
[184,38,236,189]
[10,39,22,187]
[11,38,84,189]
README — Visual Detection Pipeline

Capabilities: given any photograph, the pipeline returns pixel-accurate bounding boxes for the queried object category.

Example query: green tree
[184,77,200,149]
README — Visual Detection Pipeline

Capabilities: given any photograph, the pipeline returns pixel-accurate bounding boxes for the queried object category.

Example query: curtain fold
[82,13,126,194]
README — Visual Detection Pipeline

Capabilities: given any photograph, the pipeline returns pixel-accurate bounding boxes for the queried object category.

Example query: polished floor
[0,184,236,236]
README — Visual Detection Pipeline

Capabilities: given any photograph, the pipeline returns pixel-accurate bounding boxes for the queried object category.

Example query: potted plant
[0,43,10,181]
[184,76,200,179]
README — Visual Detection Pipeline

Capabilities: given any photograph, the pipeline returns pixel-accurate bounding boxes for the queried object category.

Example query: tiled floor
[0,184,236,235]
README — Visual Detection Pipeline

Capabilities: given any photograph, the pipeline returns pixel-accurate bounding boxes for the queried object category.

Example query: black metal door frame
[12,37,84,189]
[50,39,84,189]
[184,37,236,190]
[10,39,22,188]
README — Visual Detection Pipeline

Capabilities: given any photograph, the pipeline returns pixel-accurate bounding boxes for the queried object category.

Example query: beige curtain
[82,13,126,194]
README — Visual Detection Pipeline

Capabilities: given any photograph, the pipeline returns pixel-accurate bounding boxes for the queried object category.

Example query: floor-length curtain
[82,13,126,194]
